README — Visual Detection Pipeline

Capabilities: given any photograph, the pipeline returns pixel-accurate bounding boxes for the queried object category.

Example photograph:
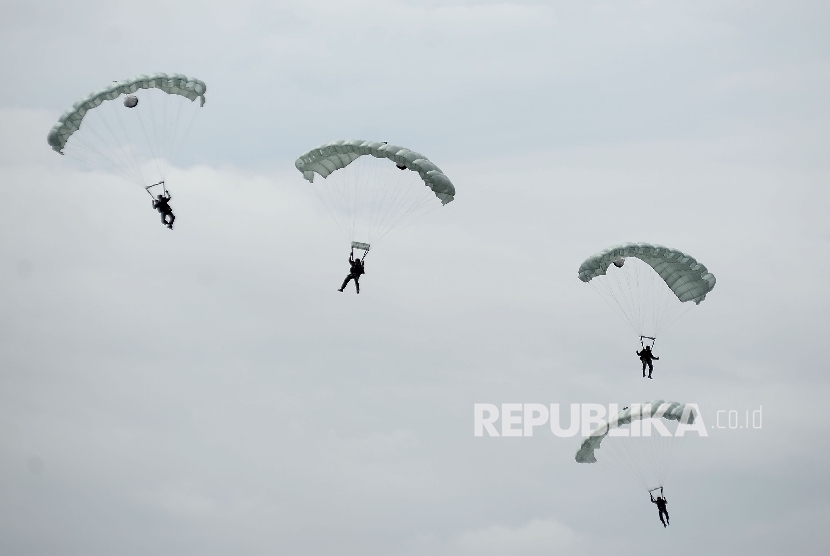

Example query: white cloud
[1,2,830,555]
[450,518,581,555]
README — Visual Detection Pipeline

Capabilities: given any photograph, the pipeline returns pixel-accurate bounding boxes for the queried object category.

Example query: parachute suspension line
[631,257,644,335]
[620,264,642,335]
[644,421,667,489]
[652,262,695,336]
[367,159,400,243]
[345,157,362,240]
[310,180,351,241]
[106,98,151,183]
[649,265,666,334]
[337,156,356,241]
[344,156,357,240]
[636,260,648,336]
[656,432,673,488]
[598,434,652,491]
[632,426,662,490]
[65,146,137,187]
[353,155,370,241]
[658,417,683,488]
[589,441,644,489]
[384,168,437,240]
[590,279,638,335]
[69,117,129,182]
[659,303,695,337]
[154,89,169,178]
[316,166,354,241]
[161,89,171,178]
[321,170,354,241]
[651,265,662,336]
[94,105,146,186]
[146,88,163,168]
[660,425,685,488]
[366,157,383,243]
[167,100,201,174]
[611,265,640,335]
[306,153,448,250]
[65,129,140,186]
[80,107,135,184]
[332,155,440,247]
[637,260,651,336]
[613,436,653,490]
[377,198,438,245]
[592,453,649,492]
[352,156,367,240]
[598,257,698,341]
[379,165,417,230]
[378,169,423,229]
[341,158,362,239]
[341,167,358,240]
[323,167,351,240]
[372,192,438,245]
[593,417,682,492]
[367,161,411,242]
[132,92,165,182]
[370,172,434,244]
[377,188,437,237]
[645,420,678,490]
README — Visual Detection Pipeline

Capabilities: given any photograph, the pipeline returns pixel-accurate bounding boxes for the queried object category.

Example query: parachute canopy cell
[47,73,207,154]
[575,400,697,464]
[578,242,716,305]
[294,140,456,205]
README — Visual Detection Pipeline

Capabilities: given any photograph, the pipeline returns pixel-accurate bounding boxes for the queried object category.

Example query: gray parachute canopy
[47,73,207,154]
[578,242,716,304]
[575,401,697,464]
[294,140,455,205]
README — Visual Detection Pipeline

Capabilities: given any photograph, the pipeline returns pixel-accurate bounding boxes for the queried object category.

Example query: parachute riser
[145,180,168,198]
[351,241,370,261]
[640,335,657,349]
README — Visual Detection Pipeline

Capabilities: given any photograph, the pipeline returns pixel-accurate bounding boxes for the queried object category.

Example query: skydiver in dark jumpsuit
[338,250,365,294]
[152,192,175,229]
[650,489,670,527]
[636,345,659,379]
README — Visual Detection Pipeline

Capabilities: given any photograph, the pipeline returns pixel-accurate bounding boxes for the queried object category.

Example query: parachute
[295,140,455,251]
[575,400,699,492]
[46,73,206,195]
[578,243,716,344]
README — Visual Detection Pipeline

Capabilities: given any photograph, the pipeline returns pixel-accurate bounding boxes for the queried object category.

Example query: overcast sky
[1,1,829,555]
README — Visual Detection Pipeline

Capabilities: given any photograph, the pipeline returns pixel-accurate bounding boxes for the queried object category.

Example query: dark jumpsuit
[339,254,364,293]
[651,495,669,527]
[637,347,659,378]
[153,194,175,229]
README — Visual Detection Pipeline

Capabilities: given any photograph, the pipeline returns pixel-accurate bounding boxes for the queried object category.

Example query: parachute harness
[640,336,656,349]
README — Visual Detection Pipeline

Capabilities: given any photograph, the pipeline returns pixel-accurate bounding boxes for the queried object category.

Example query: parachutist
[650,488,669,527]
[152,192,175,229]
[636,345,659,378]
[338,249,365,294]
